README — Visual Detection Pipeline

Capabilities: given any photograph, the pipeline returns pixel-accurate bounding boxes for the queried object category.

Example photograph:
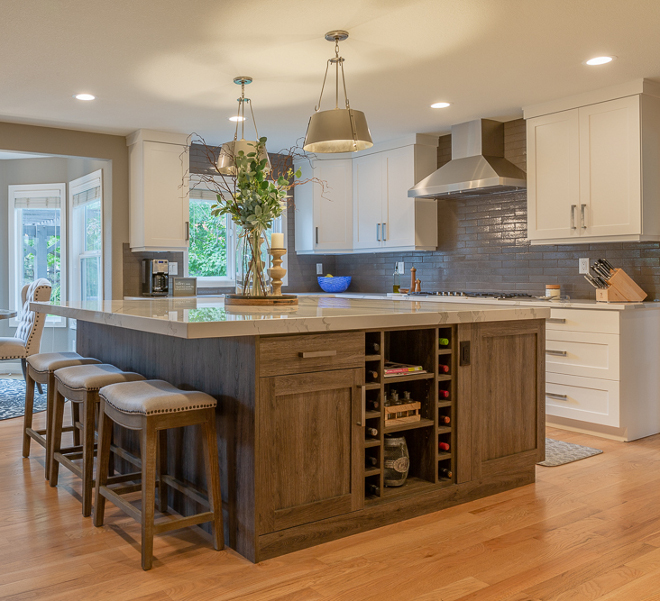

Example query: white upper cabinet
[295,135,438,254]
[128,129,190,252]
[294,158,353,254]
[524,80,660,244]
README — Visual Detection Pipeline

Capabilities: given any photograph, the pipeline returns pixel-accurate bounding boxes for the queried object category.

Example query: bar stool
[23,352,101,479]
[49,364,145,517]
[93,379,223,570]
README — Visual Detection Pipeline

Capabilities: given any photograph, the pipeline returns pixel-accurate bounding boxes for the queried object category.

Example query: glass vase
[236,227,271,297]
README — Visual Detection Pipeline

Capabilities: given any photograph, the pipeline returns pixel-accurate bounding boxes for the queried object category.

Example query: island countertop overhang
[31,297,550,339]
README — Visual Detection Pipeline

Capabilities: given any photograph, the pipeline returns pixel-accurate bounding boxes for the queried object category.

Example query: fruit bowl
[317,276,351,293]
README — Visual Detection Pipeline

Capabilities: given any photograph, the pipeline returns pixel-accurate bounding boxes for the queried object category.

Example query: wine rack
[362,325,457,502]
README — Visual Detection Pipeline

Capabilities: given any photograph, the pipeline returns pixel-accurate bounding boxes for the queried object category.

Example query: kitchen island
[32,296,549,562]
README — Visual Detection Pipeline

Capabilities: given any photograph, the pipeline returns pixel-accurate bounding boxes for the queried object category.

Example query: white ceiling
[2,0,660,152]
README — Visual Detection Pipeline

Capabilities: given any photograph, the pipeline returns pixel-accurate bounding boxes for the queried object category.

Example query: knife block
[596,268,647,302]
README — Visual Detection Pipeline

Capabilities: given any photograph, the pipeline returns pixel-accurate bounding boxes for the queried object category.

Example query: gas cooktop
[408,291,545,300]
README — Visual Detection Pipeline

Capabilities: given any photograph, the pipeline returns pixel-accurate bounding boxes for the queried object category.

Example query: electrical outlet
[168,262,178,276]
[578,258,590,274]
[316,263,323,275]
[397,261,404,274]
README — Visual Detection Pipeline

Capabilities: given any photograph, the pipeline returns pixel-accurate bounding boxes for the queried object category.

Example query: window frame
[7,182,67,327]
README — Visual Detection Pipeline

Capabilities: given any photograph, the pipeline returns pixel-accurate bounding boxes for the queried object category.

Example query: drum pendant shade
[303,109,372,153]
[217,139,271,176]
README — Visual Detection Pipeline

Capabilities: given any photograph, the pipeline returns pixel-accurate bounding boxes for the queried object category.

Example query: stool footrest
[154,511,215,535]
[111,445,141,470]
[54,453,83,479]
[26,428,47,448]
[160,474,210,509]
[99,485,142,523]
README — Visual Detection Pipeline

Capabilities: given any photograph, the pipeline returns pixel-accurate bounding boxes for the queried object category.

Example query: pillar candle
[271,233,284,248]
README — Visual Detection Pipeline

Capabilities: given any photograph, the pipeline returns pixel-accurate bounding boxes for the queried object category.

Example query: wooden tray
[225,294,298,306]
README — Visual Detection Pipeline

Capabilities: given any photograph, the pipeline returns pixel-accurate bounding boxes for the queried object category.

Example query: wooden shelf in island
[384,417,434,435]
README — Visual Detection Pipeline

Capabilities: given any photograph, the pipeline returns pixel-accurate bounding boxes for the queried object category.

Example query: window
[187,176,287,287]
[8,183,67,325]
[69,170,103,302]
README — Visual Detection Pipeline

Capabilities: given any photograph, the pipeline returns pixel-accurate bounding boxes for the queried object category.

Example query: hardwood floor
[3,410,660,600]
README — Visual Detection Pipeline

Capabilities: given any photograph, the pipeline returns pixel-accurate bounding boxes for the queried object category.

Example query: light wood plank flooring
[2,410,660,600]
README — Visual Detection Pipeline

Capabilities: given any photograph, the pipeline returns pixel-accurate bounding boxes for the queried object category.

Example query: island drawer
[259,332,365,377]
[547,308,619,334]
[546,373,619,427]
[545,331,619,380]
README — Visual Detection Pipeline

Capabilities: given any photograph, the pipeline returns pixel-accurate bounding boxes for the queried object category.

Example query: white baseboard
[0,361,22,375]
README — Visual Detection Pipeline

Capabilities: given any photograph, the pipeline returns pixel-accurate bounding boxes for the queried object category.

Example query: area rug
[538,438,603,467]
[0,378,47,421]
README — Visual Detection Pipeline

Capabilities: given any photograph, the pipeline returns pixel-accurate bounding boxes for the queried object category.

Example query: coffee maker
[142,259,169,296]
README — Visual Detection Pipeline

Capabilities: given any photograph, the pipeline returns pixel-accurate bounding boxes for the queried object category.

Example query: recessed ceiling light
[431,102,451,109]
[228,115,246,122]
[585,56,615,66]
[74,93,95,101]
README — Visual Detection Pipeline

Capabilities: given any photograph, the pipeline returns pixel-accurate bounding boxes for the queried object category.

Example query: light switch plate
[169,262,178,276]
[578,258,589,274]
[316,263,323,275]
[397,262,404,274]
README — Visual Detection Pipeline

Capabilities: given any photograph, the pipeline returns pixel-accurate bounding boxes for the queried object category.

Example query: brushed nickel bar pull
[359,385,366,426]
[570,205,577,229]
[546,392,568,401]
[547,318,566,324]
[546,350,568,357]
[376,223,381,241]
[382,222,387,241]
[185,221,190,241]
[581,204,587,229]
[299,350,337,359]
[315,226,319,245]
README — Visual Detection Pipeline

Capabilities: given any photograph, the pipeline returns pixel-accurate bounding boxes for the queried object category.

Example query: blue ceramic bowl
[317,276,352,293]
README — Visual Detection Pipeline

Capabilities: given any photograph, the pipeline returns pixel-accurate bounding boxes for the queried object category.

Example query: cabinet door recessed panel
[546,331,619,380]
[546,373,619,427]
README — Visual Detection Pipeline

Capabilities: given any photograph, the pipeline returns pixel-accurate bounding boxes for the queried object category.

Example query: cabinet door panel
[258,369,363,534]
[579,97,641,237]
[315,160,353,251]
[383,146,415,248]
[353,153,384,250]
[527,110,580,240]
[293,159,315,253]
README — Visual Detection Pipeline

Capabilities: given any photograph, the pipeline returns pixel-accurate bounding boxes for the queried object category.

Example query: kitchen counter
[31,296,550,338]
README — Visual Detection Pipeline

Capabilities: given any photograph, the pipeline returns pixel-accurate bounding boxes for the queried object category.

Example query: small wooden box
[385,401,421,426]
[596,268,647,302]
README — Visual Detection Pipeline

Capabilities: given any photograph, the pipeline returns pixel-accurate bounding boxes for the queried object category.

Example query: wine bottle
[438,441,450,451]
[439,337,450,346]
[366,483,380,496]
[439,415,451,425]
[367,370,379,380]
[367,341,380,354]
[367,400,380,410]
[366,456,378,467]
[439,467,453,478]
[366,427,378,437]
[439,389,450,399]
[438,364,450,374]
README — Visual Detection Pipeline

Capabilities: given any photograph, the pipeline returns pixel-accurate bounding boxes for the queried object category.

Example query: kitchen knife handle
[376,223,381,241]
[546,349,568,357]
[581,204,587,229]
[546,392,568,401]
[571,205,577,229]
[382,223,387,242]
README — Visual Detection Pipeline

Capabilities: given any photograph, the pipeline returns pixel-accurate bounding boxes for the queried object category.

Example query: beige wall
[0,121,128,299]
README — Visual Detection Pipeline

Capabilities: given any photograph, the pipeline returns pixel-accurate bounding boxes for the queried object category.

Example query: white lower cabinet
[545,306,660,441]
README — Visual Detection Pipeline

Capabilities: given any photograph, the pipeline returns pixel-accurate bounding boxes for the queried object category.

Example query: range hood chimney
[408,119,526,198]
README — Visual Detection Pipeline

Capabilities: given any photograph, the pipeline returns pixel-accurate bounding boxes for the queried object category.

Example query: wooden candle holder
[596,268,647,302]
[268,248,287,297]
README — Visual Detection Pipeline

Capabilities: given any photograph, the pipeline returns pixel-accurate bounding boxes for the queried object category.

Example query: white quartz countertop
[31,296,550,339]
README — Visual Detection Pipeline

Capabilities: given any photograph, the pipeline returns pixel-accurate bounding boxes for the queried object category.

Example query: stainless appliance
[408,290,545,300]
[142,259,169,296]
[408,119,527,198]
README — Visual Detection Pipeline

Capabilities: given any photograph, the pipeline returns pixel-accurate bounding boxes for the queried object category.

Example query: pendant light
[217,76,271,175]
[303,30,373,153]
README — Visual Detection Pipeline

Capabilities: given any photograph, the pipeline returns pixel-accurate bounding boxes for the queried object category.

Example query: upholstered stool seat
[94,380,223,570]
[23,352,101,478]
[49,364,145,517]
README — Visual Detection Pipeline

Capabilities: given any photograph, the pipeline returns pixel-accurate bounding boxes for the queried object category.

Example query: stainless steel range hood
[408,119,526,198]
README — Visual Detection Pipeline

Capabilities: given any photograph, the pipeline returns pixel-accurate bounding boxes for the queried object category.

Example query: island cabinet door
[257,368,364,534]
[457,320,545,483]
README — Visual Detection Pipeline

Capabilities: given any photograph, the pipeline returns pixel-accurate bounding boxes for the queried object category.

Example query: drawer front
[545,331,619,380]
[547,308,619,334]
[546,373,619,427]
[259,332,365,377]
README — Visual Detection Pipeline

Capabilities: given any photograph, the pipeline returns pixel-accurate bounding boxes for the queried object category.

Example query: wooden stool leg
[201,412,224,551]
[141,421,158,570]
[44,373,56,479]
[72,403,82,447]
[22,370,36,459]
[157,429,168,513]
[48,387,66,487]
[93,400,113,528]
[81,395,96,517]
